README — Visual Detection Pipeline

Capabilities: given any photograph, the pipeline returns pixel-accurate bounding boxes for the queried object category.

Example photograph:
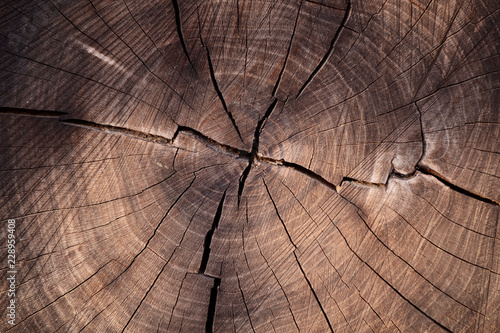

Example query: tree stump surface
[0,0,499,332]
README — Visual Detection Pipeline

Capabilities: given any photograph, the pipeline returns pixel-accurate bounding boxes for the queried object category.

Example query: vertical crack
[236,271,256,332]
[199,190,227,274]
[296,0,351,98]
[293,252,334,332]
[238,99,278,206]
[206,277,221,333]
[171,0,194,67]
[238,164,253,207]
[414,103,426,166]
[263,179,297,248]
[272,1,302,97]
[201,37,244,143]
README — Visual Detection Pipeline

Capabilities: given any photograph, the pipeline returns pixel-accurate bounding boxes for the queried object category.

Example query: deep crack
[0,107,68,118]
[340,166,499,206]
[237,99,278,206]
[171,0,194,67]
[199,190,227,274]
[206,277,221,333]
[417,165,499,206]
[3,109,497,207]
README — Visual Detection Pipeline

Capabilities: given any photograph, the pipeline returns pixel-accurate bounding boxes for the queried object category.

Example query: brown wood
[1,0,499,332]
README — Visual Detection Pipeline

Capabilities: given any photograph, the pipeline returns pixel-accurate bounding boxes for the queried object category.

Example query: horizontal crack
[0,107,68,118]
[340,177,386,189]
[177,126,248,159]
[341,166,499,206]
[258,156,339,193]
[417,165,499,206]
[9,110,495,208]
[61,118,174,146]
[1,110,341,197]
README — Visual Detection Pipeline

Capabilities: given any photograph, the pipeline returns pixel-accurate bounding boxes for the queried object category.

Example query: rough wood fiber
[0,0,499,332]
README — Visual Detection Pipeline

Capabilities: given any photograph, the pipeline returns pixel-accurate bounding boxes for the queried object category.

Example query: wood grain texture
[0,0,498,332]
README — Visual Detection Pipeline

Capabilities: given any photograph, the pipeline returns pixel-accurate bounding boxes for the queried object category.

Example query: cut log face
[0,1,499,332]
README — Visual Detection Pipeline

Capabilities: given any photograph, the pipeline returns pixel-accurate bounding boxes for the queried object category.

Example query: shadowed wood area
[0,0,499,332]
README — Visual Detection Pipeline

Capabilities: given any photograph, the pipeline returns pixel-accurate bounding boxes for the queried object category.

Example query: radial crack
[238,99,278,206]
[60,116,247,159]
[417,165,499,206]
[201,37,244,143]
[206,277,221,333]
[259,156,339,193]
[0,107,68,118]
[87,0,192,108]
[272,1,302,97]
[100,174,197,291]
[255,239,301,331]
[121,251,176,332]
[171,0,194,67]
[238,164,253,206]
[323,212,453,332]
[296,0,351,98]
[236,271,256,332]
[199,190,227,274]
[61,118,174,146]
[293,252,334,332]
[263,179,297,248]
[7,260,113,329]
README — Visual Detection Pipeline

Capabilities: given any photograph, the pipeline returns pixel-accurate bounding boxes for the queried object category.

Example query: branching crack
[296,0,351,98]
[199,190,227,274]
[238,99,278,206]
[7,109,495,210]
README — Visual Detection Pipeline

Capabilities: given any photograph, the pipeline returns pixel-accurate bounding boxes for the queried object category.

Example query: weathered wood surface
[0,0,499,332]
